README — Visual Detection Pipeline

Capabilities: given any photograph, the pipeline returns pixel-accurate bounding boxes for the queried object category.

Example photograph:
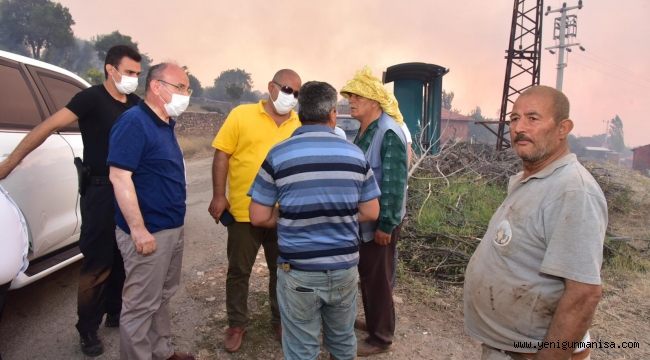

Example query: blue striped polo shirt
[248,125,381,271]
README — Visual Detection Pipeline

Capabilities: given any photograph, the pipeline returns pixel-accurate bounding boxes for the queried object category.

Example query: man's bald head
[272,69,300,84]
[518,85,570,123]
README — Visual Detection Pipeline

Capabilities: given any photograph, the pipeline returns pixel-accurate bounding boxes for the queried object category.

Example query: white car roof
[0,49,91,87]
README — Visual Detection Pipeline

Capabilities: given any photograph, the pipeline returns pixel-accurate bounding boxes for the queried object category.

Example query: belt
[280,263,328,273]
[89,176,111,186]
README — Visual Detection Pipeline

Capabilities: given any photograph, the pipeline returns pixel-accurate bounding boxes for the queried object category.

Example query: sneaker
[79,332,104,357]
[224,327,246,353]
[104,313,120,328]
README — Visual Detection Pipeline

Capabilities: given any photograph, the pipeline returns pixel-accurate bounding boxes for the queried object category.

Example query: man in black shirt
[0,45,142,357]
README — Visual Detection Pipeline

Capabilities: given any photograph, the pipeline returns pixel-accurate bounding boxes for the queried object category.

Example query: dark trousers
[0,281,10,323]
[0,282,8,360]
[75,184,125,335]
[226,222,280,327]
[358,225,400,347]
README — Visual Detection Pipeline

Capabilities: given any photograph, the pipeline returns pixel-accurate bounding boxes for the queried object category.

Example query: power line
[570,56,650,91]
[576,52,650,86]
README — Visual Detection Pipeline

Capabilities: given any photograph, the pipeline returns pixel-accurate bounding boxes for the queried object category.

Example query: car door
[27,64,87,237]
[0,57,80,259]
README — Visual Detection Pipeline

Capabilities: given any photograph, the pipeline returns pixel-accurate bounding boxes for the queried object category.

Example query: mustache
[513,133,533,143]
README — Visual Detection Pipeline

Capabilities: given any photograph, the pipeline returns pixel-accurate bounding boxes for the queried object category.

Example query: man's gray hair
[298,81,337,124]
[145,62,172,93]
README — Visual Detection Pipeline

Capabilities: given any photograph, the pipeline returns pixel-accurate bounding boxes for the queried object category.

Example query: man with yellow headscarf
[340,67,408,356]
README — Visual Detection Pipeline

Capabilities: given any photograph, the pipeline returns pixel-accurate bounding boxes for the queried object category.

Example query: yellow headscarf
[340,66,404,124]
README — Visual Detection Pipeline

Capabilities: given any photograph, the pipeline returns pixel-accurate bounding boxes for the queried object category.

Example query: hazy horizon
[56,0,649,147]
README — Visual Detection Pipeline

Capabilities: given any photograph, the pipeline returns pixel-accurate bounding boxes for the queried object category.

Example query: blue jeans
[277,267,358,360]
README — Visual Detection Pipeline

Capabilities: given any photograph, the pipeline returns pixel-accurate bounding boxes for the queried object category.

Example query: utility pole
[545,1,585,91]
[490,0,544,150]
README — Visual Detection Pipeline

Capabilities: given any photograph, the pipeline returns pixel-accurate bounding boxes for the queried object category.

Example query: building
[632,144,650,176]
[440,108,473,145]
[582,146,620,163]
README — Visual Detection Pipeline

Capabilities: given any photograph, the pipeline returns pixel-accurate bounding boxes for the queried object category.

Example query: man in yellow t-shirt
[208,69,302,353]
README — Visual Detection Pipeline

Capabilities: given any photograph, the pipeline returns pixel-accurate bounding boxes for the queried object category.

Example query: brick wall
[176,112,225,136]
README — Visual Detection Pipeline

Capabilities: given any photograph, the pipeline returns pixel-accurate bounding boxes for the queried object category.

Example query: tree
[206,68,254,102]
[0,0,75,60]
[0,1,29,56]
[442,90,454,110]
[93,31,138,61]
[225,83,244,102]
[43,37,101,74]
[187,73,204,98]
[607,115,626,153]
[181,66,203,98]
[84,68,104,85]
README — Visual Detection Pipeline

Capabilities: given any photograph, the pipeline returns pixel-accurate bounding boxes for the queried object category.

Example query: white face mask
[163,93,190,117]
[272,91,298,115]
[111,69,138,95]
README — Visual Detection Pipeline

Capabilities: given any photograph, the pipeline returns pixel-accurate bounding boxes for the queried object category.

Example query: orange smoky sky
[57,0,649,147]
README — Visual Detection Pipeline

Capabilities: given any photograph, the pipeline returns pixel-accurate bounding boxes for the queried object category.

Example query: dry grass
[178,134,214,159]
[590,271,650,359]
[585,161,650,243]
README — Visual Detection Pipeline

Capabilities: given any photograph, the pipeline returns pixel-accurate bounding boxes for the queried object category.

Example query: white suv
[0,50,89,289]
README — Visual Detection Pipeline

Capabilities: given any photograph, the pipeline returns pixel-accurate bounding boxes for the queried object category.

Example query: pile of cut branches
[400,142,519,284]
[399,224,480,284]
[411,142,520,187]
[400,143,649,284]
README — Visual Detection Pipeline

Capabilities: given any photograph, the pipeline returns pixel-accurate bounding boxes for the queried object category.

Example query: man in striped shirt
[248,81,381,360]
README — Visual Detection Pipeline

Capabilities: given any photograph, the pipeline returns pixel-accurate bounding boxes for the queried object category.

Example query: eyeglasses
[273,81,299,98]
[157,79,193,96]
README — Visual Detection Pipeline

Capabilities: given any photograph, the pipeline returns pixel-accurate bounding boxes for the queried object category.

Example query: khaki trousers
[116,227,184,360]
[225,222,280,327]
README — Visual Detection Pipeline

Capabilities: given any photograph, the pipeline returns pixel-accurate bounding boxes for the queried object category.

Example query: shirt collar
[518,153,577,183]
[258,100,299,125]
[293,124,335,136]
[355,117,380,143]
[139,101,175,128]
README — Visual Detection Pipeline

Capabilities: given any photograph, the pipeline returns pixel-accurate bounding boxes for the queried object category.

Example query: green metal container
[384,63,448,154]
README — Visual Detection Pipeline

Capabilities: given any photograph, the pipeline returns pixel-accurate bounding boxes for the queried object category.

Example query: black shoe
[80,332,104,357]
[105,313,120,328]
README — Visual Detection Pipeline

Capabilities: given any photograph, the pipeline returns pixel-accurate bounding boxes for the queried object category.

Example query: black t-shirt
[66,85,139,176]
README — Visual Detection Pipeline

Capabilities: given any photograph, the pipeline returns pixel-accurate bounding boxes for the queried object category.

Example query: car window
[0,62,43,130]
[38,73,84,132]
[336,116,360,141]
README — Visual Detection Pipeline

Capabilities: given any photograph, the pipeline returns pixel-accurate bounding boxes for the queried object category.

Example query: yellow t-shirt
[212,100,300,222]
